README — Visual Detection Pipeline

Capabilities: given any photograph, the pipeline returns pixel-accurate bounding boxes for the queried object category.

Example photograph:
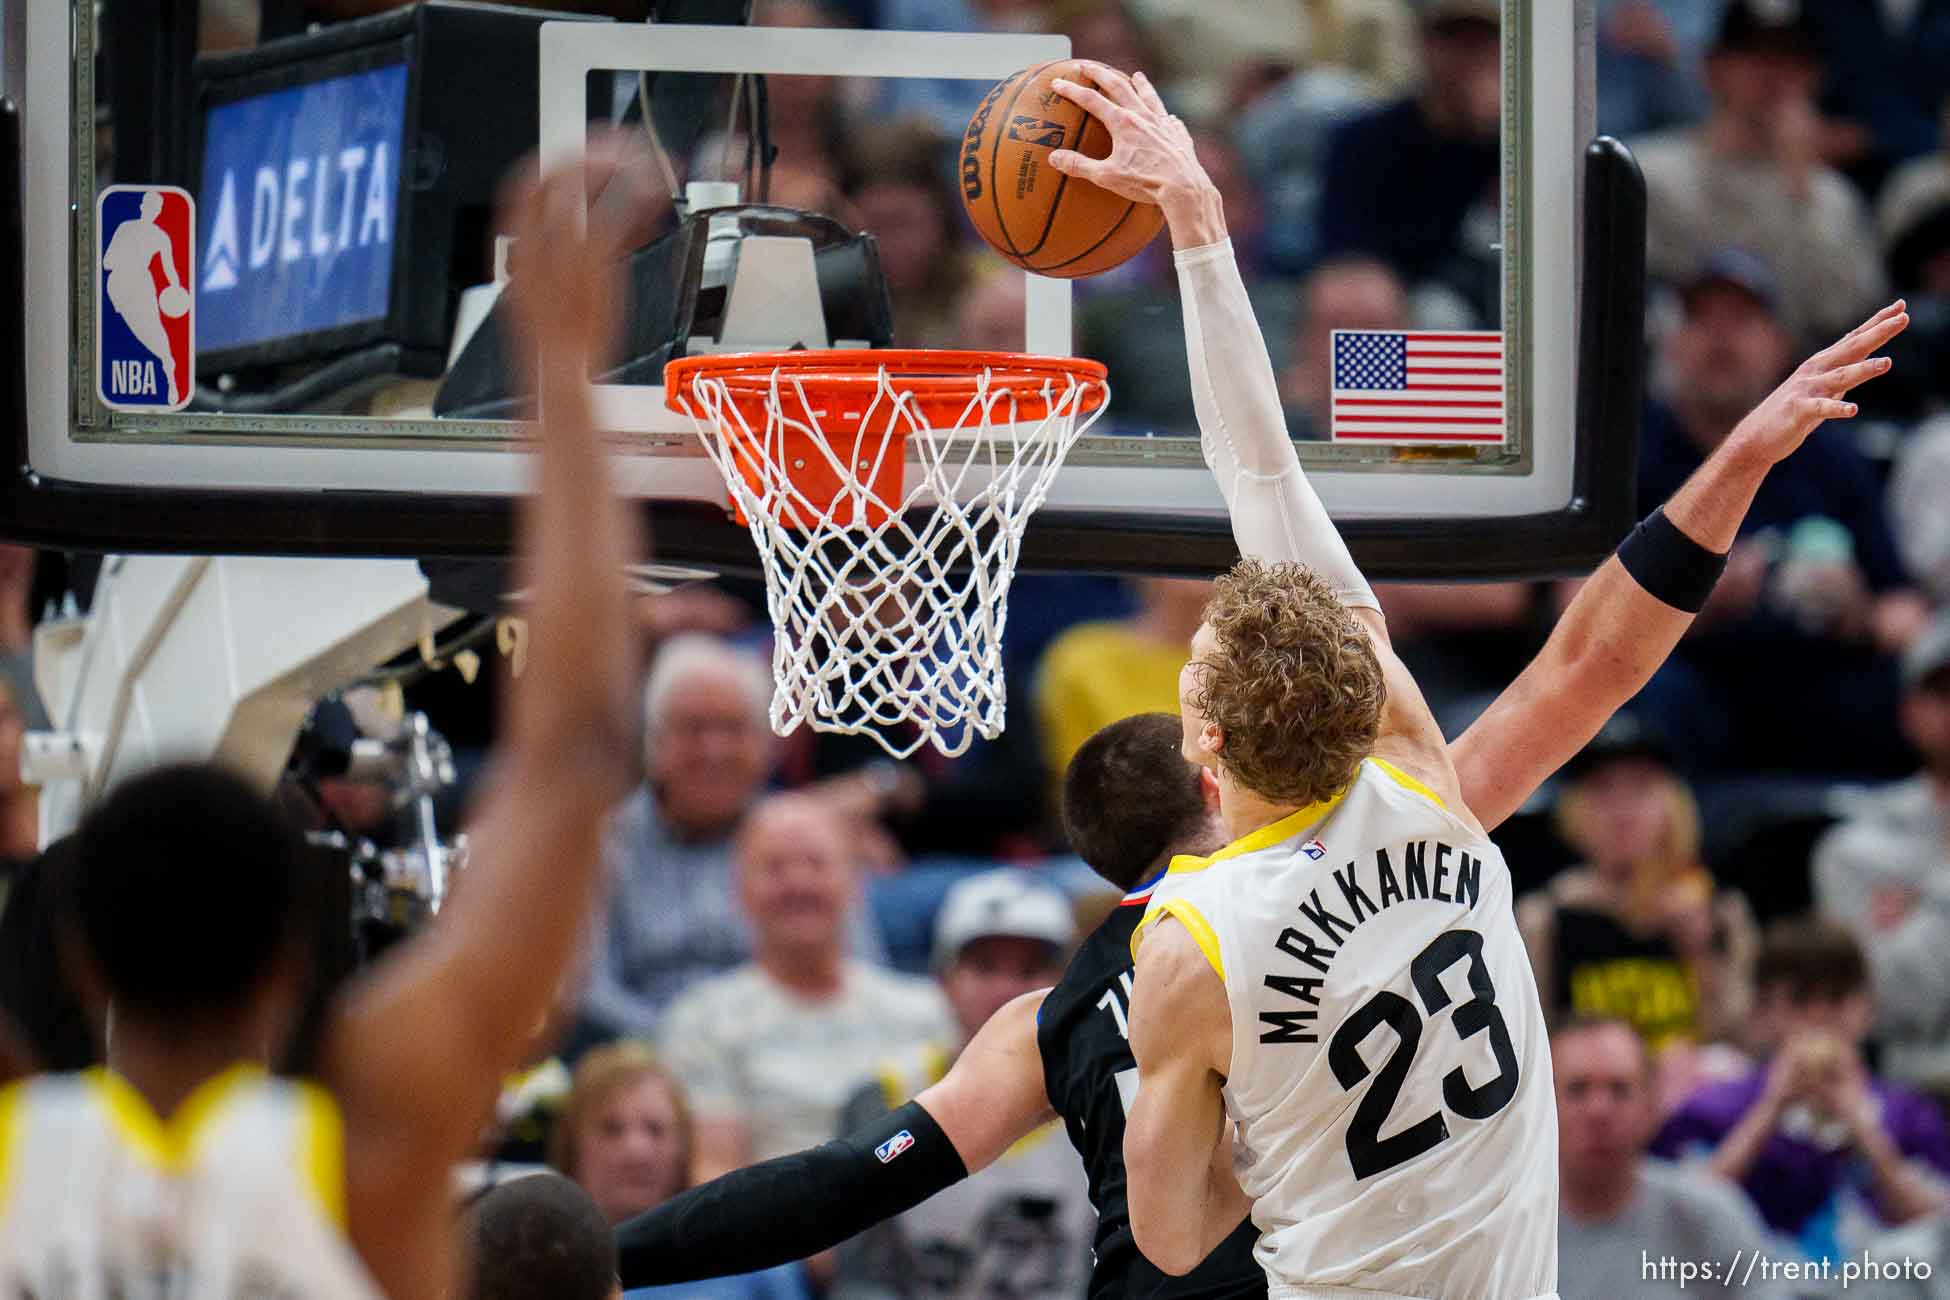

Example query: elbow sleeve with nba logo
[614,1100,967,1286]
[1175,239,1378,614]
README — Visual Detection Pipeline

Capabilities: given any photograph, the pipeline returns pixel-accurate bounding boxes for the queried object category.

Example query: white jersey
[0,1066,383,1300]
[1134,758,1557,1300]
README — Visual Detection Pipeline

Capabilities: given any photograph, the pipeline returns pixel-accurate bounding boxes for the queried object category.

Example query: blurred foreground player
[0,137,652,1298]
[612,61,1908,1300]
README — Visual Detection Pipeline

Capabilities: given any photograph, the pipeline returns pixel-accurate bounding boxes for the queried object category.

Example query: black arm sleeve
[615,1099,969,1286]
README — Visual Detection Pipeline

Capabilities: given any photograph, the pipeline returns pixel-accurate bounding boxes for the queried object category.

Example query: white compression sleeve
[1175,239,1378,612]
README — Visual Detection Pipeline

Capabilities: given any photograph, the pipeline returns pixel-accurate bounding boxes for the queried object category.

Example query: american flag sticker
[1330,330,1505,445]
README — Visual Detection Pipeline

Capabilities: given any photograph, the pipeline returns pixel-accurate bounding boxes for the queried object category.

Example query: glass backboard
[1,0,1639,578]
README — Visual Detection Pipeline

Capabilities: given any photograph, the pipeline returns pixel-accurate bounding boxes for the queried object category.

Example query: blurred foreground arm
[325,136,652,1298]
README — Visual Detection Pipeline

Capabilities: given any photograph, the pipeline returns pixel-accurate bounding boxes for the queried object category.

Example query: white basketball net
[673,358,1108,759]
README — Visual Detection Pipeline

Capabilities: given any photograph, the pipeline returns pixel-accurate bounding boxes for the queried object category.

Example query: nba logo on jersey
[97,185,195,412]
[874,1130,916,1163]
[1301,839,1327,860]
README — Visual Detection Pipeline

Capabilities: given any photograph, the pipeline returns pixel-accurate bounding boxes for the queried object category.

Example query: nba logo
[97,185,195,412]
[1005,116,1067,149]
[1302,839,1327,861]
[874,1130,915,1164]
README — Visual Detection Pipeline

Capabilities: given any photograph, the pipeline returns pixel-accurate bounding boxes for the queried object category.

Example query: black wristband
[1615,507,1727,614]
[615,1099,968,1287]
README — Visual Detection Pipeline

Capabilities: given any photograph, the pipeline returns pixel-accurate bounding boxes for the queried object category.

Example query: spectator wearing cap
[1553,1017,1791,1300]
[834,870,1093,1300]
[658,793,952,1184]
[1631,0,1885,340]
[1653,917,1950,1257]
[1518,715,1758,1068]
[1815,614,1950,1099]
[1308,0,1500,308]
[1629,250,1929,779]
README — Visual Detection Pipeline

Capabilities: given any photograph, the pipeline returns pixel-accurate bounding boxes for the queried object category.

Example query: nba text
[106,360,163,397]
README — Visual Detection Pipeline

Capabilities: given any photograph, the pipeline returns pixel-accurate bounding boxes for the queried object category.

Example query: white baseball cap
[932,870,1075,969]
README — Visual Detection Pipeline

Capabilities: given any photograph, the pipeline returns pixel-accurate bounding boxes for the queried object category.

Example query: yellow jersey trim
[295,1081,348,1229]
[1165,786,1350,876]
[0,1080,23,1218]
[1130,897,1226,982]
[1166,758,1447,880]
[1370,757,1447,810]
[83,1063,263,1171]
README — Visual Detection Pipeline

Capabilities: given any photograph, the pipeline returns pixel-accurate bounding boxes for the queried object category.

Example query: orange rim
[664,349,1109,416]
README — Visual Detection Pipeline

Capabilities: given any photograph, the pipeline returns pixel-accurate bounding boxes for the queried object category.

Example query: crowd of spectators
[14,0,1950,1296]
[498,0,1950,1287]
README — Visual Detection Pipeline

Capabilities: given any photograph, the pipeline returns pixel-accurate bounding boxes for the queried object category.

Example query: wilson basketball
[958,60,1166,279]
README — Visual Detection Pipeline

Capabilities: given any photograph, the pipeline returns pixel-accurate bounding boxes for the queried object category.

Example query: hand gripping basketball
[1045,65,1209,213]
[158,285,191,319]
[958,59,1165,277]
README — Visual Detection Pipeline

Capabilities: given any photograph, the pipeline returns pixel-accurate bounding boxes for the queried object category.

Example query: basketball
[958,60,1165,279]
[159,285,191,319]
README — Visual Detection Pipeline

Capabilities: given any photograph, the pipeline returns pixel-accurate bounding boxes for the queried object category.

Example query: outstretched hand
[1046,62,1223,245]
[498,130,659,396]
[1730,299,1908,465]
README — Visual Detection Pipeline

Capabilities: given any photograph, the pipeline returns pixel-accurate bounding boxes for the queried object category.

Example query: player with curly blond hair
[597,60,1906,1300]
[1033,55,1911,1300]
[1183,560,1386,810]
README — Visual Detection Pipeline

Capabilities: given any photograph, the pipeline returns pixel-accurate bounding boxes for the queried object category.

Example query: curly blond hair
[1192,559,1384,806]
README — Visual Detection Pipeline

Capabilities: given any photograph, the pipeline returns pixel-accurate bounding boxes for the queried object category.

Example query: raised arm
[323,138,650,1298]
[615,990,1054,1286]
[1051,64,1453,806]
[1452,300,1909,829]
[1049,65,1373,616]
